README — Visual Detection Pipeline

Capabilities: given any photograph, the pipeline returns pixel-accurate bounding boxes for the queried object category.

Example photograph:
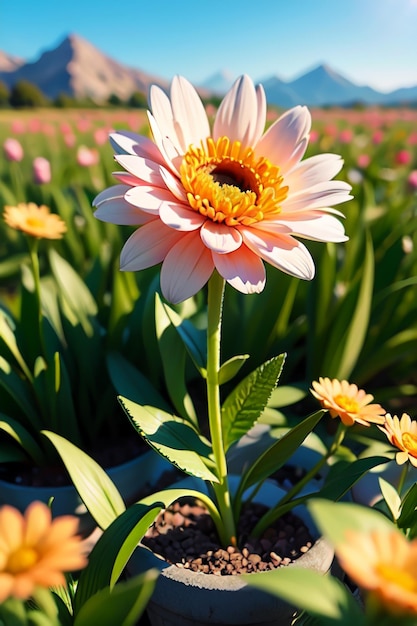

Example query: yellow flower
[378,413,417,468]
[310,377,386,427]
[3,202,67,239]
[336,528,417,616]
[0,501,87,602]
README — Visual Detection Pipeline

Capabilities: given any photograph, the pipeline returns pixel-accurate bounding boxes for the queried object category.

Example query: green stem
[28,236,46,356]
[252,422,348,537]
[397,462,409,497]
[206,271,236,546]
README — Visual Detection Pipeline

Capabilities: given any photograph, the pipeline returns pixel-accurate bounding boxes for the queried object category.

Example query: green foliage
[9,80,49,108]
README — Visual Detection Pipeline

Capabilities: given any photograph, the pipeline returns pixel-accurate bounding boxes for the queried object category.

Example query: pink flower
[77,145,99,167]
[94,127,110,146]
[357,154,370,168]
[408,170,417,190]
[94,75,352,304]
[4,138,24,162]
[32,157,51,184]
[339,129,353,143]
[395,149,411,166]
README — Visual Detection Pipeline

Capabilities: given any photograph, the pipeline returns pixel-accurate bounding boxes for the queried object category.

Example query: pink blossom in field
[77,119,91,133]
[11,120,25,134]
[357,154,370,168]
[339,129,353,143]
[77,145,99,167]
[309,129,319,143]
[64,133,76,148]
[372,130,384,144]
[94,128,110,146]
[32,157,51,184]
[28,118,42,133]
[408,170,417,190]
[4,137,24,161]
[60,122,73,134]
[395,149,412,165]
[408,132,417,145]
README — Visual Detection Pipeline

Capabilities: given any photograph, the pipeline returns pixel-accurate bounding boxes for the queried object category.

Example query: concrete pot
[129,477,335,626]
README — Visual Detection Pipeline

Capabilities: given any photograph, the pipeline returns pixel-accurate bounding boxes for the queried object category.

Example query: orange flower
[336,528,417,616]
[3,202,67,239]
[0,501,87,602]
[310,377,386,427]
[378,413,417,468]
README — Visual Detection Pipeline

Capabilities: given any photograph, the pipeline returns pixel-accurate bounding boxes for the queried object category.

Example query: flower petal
[213,246,265,294]
[93,184,131,207]
[264,213,348,243]
[160,232,214,303]
[125,185,177,213]
[120,221,181,270]
[170,75,210,151]
[94,198,154,225]
[281,181,353,212]
[256,106,311,174]
[200,221,243,253]
[109,131,163,162]
[284,153,345,193]
[114,155,166,186]
[160,201,205,231]
[147,111,182,174]
[242,227,315,279]
[159,166,188,202]
[213,75,266,147]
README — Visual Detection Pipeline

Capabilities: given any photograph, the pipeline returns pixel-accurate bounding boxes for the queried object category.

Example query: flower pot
[128,476,335,626]
[0,449,172,534]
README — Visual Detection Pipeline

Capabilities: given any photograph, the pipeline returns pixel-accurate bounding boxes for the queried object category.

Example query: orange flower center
[26,216,47,231]
[180,136,288,226]
[402,432,417,457]
[377,563,417,593]
[334,394,359,413]
[7,546,39,574]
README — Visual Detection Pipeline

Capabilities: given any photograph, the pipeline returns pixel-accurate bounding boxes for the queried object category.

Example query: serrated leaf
[119,396,218,482]
[218,354,249,385]
[42,431,126,529]
[221,354,286,452]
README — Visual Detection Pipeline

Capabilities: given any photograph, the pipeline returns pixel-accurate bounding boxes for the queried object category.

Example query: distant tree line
[0,79,224,110]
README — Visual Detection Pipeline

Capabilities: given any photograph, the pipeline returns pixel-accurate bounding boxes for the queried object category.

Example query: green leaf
[218,354,250,385]
[318,456,391,502]
[107,352,172,411]
[42,431,126,529]
[119,397,218,482]
[74,571,159,626]
[160,296,207,375]
[268,385,307,408]
[221,354,286,452]
[243,567,365,625]
[155,294,197,424]
[0,359,41,429]
[74,503,162,614]
[397,483,417,532]
[0,414,45,466]
[238,410,325,495]
[48,248,97,336]
[308,499,395,549]
[0,308,33,381]
[378,476,402,521]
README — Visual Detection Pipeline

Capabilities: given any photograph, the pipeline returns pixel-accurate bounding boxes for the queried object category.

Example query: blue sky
[1,0,416,92]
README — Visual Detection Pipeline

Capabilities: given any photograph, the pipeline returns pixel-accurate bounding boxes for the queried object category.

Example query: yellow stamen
[334,394,359,413]
[180,136,288,226]
[377,563,417,592]
[402,432,417,457]
[7,546,39,574]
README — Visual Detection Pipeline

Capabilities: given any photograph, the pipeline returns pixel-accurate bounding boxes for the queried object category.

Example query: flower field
[1,104,417,413]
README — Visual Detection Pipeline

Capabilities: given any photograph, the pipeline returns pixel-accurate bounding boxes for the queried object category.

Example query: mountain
[0,35,416,107]
[0,51,24,72]
[0,34,168,102]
